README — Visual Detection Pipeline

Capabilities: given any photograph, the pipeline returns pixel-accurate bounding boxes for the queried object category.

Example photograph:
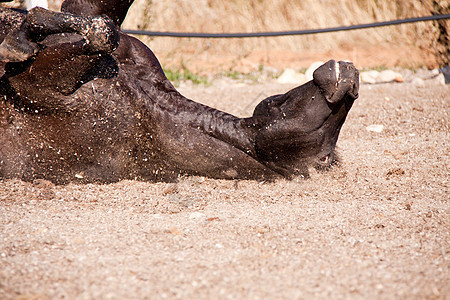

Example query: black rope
[123,14,450,38]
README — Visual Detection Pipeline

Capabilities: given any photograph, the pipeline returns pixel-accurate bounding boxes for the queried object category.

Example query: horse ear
[61,0,134,27]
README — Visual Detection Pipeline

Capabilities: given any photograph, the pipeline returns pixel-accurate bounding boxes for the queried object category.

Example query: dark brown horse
[0,0,359,184]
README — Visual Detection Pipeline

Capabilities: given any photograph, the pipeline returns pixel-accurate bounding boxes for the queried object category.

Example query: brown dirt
[1,78,449,299]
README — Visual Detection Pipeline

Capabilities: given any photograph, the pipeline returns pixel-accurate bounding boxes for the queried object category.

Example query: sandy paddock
[0,78,449,299]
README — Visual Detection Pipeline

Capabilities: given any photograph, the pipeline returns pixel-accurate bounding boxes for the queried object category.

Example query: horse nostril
[319,155,329,164]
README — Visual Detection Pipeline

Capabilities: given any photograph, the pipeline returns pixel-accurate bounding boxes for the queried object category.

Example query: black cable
[123,14,450,38]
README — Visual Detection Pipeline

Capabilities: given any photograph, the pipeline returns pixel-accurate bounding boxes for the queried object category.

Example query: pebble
[436,73,446,86]
[305,61,324,81]
[379,70,403,83]
[360,70,403,84]
[366,124,384,133]
[277,68,306,84]
[412,77,425,87]
[360,70,379,84]
[189,212,206,220]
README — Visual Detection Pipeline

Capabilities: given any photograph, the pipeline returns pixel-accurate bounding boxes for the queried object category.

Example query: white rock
[436,73,446,86]
[431,69,440,76]
[277,68,306,84]
[360,70,379,84]
[189,212,206,220]
[378,70,402,83]
[412,77,425,87]
[305,61,325,81]
[366,125,384,133]
[26,0,48,9]
[360,70,403,84]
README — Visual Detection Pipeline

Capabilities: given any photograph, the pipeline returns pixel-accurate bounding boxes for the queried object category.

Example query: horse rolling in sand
[0,0,359,184]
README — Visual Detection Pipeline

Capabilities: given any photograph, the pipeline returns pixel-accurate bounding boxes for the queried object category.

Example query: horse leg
[0,6,119,63]
[1,7,120,111]
[7,42,116,112]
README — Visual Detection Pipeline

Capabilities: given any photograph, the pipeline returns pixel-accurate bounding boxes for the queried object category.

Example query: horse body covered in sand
[0,0,359,184]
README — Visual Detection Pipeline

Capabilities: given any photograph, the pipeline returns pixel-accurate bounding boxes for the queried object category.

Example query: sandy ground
[0,76,449,299]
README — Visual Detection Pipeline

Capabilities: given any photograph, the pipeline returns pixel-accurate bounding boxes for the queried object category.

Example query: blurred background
[5,0,450,73]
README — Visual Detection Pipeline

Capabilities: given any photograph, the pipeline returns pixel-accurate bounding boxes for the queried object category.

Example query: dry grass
[4,0,449,70]
[122,0,447,70]
[125,0,424,51]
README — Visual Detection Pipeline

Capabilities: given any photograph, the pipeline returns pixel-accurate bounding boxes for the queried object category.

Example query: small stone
[189,212,206,220]
[25,0,49,9]
[277,68,306,84]
[366,124,384,133]
[378,70,402,83]
[412,77,425,87]
[360,70,379,84]
[394,76,404,83]
[305,61,324,81]
[436,73,446,86]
